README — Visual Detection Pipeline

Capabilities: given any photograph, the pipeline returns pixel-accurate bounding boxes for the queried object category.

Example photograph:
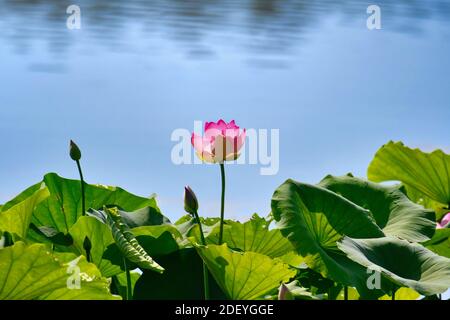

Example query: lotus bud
[437,212,450,229]
[83,236,92,254]
[69,140,82,161]
[0,231,14,248]
[278,283,293,300]
[184,186,199,216]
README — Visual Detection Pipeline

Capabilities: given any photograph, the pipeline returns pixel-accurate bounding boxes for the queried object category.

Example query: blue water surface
[1,0,449,226]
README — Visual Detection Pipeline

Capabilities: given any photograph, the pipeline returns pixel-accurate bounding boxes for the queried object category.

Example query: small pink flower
[437,212,450,229]
[191,119,246,163]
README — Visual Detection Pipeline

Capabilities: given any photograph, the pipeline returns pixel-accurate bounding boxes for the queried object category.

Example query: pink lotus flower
[437,212,450,229]
[191,119,246,163]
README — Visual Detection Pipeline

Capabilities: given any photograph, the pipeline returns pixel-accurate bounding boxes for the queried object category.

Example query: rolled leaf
[90,207,164,274]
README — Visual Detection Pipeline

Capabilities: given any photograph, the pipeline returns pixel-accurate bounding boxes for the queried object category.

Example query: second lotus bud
[184,186,199,216]
[69,140,82,161]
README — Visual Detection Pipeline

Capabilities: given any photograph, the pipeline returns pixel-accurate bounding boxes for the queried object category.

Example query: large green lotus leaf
[174,215,230,249]
[175,215,222,226]
[0,182,43,213]
[31,173,160,234]
[196,243,296,300]
[0,242,119,300]
[295,267,339,297]
[176,215,226,238]
[368,141,450,208]
[132,225,181,256]
[205,214,295,258]
[118,206,171,228]
[422,228,450,259]
[276,251,306,268]
[402,185,449,221]
[38,252,120,300]
[27,224,74,248]
[134,248,226,300]
[38,279,119,300]
[337,236,450,296]
[319,175,436,242]
[271,179,386,297]
[0,187,49,239]
[69,216,122,277]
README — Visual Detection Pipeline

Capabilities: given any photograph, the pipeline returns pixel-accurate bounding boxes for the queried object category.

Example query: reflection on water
[1,1,450,247]
[1,0,449,61]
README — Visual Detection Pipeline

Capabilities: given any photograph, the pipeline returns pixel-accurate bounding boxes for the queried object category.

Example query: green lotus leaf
[295,267,339,297]
[0,242,119,300]
[402,185,449,221]
[69,216,122,277]
[337,236,450,296]
[319,175,436,242]
[38,251,120,300]
[118,206,170,228]
[31,173,160,234]
[27,224,74,247]
[368,141,450,209]
[205,214,295,258]
[132,225,182,256]
[0,182,43,213]
[276,251,306,268]
[422,228,450,259]
[271,179,385,297]
[175,215,221,226]
[38,279,119,300]
[175,215,228,242]
[0,187,49,239]
[195,243,296,300]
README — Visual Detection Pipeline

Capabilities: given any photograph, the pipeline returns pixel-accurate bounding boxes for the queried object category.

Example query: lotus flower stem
[76,160,86,216]
[344,286,348,300]
[123,257,132,300]
[218,163,226,244]
[70,140,86,216]
[183,186,209,300]
[193,211,210,300]
[194,214,207,246]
